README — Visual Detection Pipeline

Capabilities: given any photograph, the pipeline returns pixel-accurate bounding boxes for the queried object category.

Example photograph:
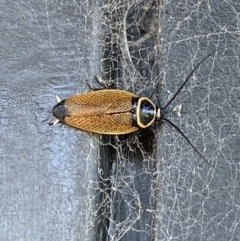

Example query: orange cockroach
[50,52,215,161]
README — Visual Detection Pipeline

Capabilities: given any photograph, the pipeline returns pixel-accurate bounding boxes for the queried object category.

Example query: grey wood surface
[1,0,239,240]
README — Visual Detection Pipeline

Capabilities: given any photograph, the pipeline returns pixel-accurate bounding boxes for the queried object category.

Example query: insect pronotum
[50,52,215,163]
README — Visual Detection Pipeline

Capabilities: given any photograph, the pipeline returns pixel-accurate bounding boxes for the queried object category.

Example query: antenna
[162,117,213,166]
[162,51,215,110]
[160,52,216,166]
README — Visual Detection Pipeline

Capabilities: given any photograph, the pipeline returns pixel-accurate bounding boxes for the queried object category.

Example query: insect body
[52,89,160,135]
[50,52,215,162]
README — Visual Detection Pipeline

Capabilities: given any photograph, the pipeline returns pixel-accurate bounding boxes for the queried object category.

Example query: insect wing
[64,89,139,134]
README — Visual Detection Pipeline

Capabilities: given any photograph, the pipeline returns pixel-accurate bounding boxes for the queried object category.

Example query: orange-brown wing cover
[64,89,139,134]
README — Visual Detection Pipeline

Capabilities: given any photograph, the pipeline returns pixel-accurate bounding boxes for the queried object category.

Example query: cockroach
[50,52,215,162]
